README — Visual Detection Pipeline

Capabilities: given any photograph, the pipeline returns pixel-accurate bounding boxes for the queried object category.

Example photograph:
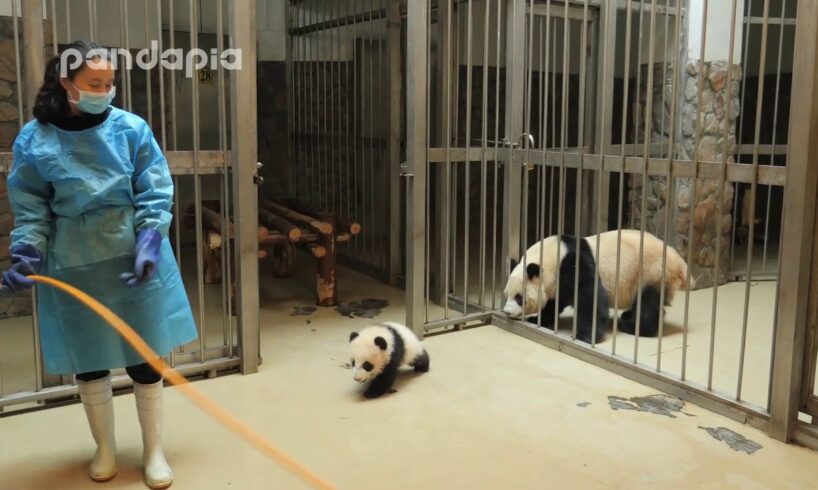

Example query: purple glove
[2,244,44,292]
[120,229,161,287]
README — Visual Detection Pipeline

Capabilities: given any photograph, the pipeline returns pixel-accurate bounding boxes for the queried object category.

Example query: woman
[2,40,198,489]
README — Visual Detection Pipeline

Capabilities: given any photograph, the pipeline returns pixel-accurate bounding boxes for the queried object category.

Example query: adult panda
[503,229,691,340]
[586,229,691,337]
[502,234,610,344]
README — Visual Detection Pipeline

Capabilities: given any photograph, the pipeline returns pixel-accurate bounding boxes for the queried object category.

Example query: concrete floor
[1,260,818,489]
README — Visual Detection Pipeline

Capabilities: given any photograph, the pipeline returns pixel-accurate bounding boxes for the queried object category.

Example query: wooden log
[276,197,361,236]
[258,208,301,241]
[305,242,327,258]
[261,199,333,234]
[199,205,234,235]
[257,226,270,239]
[316,213,337,307]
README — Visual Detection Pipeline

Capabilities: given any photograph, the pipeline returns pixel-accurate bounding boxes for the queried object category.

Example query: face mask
[68,82,116,114]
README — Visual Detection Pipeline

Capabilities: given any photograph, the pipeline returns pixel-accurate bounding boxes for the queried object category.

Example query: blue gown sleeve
[132,123,174,237]
[7,137,53,256]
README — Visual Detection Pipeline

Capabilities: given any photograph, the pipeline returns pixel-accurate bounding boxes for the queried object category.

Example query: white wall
[687,0,745,63]
[257,0,287,61]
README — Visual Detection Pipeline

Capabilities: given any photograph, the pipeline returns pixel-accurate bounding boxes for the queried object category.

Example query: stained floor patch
[576,402,591,408]
[291,306,317,316]
[699,426,762,455]
[607,394,692,418]
[335,299,389,319]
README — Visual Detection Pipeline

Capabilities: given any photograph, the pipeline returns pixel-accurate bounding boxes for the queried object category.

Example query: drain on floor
[576,402,591,408]
[291,306,317,316]
[335,299,389,319]
[607,394,693,418]
[699,426,762,454]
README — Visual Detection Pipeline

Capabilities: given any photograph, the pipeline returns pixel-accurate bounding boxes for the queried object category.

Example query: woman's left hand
[120,229,161,287]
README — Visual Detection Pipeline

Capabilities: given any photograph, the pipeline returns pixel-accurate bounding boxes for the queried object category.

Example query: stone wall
[0,17,53,318]
[630,60,741,289]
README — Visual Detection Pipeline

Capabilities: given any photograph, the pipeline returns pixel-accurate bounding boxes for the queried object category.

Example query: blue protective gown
[8,107,198,375]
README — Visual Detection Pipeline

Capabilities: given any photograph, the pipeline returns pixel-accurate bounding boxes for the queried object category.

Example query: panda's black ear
[526,263,541,280]
[374,336,388,350]
[509,258,518,272]
[349,332,359,342]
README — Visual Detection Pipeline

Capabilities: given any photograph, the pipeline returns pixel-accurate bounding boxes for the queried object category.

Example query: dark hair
[32,40,109,124]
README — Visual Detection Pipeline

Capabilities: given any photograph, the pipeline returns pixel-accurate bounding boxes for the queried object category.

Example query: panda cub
[349,322,430,399]
[503,234,609,344]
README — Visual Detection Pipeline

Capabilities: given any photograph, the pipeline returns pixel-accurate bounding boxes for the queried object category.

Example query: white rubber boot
[77,375,118,482]
[134,380,173,489]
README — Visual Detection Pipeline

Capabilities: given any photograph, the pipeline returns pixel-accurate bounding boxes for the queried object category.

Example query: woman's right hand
[1,244,43,292]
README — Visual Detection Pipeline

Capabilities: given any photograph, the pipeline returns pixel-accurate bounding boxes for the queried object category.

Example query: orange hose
[29,275,336,490]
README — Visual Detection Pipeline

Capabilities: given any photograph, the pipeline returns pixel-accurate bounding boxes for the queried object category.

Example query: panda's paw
[364,388,396,399]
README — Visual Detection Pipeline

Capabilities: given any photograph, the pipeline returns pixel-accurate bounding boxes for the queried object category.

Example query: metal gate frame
[406,0,818,449]
[0,0,260,413]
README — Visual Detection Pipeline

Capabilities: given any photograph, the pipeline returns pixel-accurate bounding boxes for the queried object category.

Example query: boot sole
[146,480,172,489]
[90,472,117,482]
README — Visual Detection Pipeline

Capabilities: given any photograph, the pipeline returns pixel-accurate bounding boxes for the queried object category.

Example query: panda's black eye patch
[515,294,523,306]
[363,362,374,372]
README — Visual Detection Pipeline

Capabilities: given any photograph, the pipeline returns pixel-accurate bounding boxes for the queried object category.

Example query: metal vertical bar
[769,0,818,440]
[629,2,646,230]
[20,0,46,392]
[575,0,590,343]
[502,0,525,278]
[12,0,23,128]
[379,0,387,270]
[406,0,429,335]
[153,0,177,367]
[549,14,556,236]
[572,1,591,341]
[737,0,769,399]
[368,0,377,264]
[633,0,660,363]
[21,0,44,121]
[318,0,325,211]
[65,0,71,42]
[656,0,684,372]
[168,0,182,363]
[332,0,338,217]
[87,0,94,42]
[613,0,635,356]
[491,0,503,310]
[124,0,133,111]
[216,0,232,351]
[518,0,534,325]
[451,2,459,315]
[462,0,473,312]
[708,0,740,391]
[593,0,616,234]
[763,0,788,274]
[534,13,545,328]
[304,2,319,202]
[682,0,710,381]
[478,0,490,308]
[732,0,754,271]
[144,0,153,128]
[553,0,570,334]
[228,0,260,373]
[286,2,295,196]
[424,0,431,322]
[536,1,552,330]
[50,0,57,56]
[352,1,359,254]
[591,0,613,347]
[388,0,401,285]
[189,0,206,362]
[434,0,453,311]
